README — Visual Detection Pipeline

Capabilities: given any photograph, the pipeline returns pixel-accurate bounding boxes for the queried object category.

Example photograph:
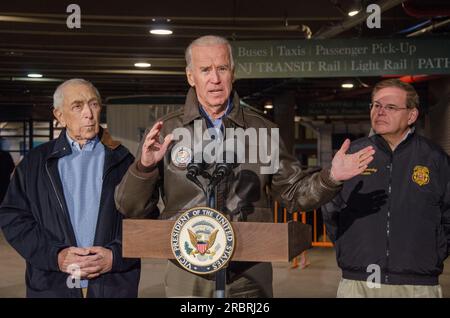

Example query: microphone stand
[205,182,226,299]
[187,161,235,298]
[209,163,234,299]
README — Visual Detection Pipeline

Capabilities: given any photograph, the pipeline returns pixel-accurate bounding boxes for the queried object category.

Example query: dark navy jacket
[0,128,141,297]
[323,131,450,285]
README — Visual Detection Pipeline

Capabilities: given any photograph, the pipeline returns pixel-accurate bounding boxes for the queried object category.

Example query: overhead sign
[232,38,450,78]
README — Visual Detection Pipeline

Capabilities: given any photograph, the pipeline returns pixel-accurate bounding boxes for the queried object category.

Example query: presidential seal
[412,165,430,186]
[171,146,192,169]
[170,207,235,275]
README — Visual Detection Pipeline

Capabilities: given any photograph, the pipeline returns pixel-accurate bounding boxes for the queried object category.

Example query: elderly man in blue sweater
[0,79,142,297]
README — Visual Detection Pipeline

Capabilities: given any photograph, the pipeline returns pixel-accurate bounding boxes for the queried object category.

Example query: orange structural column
[274,201,278,223]
[291,212,299,269]
[313,209,317,243]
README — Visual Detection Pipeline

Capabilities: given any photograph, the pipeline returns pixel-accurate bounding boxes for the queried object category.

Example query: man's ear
[408,108,419,126]
[186,67,195,87]
[53,107,66,127]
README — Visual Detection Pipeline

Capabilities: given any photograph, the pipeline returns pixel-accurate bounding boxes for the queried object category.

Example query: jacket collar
[182,87,245,128]
[370,127,416,154]
[99,127,121,150]
[47,127,122,160]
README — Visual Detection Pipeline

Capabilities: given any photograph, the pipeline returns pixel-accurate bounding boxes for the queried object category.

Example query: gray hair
[53,78,101,109]
[185,35,234,71]
[372,78,419,110]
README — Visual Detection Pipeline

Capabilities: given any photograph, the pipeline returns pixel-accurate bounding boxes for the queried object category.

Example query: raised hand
[330,139,375,182]
[140,121,173,168]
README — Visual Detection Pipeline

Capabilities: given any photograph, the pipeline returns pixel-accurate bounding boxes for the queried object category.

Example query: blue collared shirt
[199,98,233,141]
[58,133,105,288]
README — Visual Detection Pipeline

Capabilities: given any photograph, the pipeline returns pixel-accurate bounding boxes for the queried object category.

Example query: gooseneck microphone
[186,162,204,191]
[186,152,213,195]
[209,163,233,189]
[209,151,239,189]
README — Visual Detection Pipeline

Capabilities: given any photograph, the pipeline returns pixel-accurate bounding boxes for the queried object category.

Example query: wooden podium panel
[123,220,311,262]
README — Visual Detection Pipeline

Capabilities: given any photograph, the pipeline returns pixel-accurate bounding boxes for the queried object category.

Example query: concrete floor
[1,231,450,298]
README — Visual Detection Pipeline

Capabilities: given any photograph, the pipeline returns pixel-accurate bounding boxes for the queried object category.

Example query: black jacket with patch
[323,131,450,285]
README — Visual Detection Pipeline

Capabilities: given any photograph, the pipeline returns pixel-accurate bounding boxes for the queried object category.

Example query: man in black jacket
[323,79,450,298]
[0,79,142,298]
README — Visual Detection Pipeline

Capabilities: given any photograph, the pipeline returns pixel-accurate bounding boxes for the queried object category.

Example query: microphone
[186,151,213,192]
[186,163,205,190]
[209,151,239,189]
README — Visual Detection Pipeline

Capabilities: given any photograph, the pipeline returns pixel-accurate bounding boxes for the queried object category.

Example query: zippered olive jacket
[115,88,341,221]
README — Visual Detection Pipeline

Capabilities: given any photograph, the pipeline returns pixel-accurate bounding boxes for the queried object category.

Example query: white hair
[53,78,101,109]
[185,35,234,71]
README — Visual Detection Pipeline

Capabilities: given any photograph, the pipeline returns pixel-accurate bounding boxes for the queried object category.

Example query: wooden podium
[123,220,311,262]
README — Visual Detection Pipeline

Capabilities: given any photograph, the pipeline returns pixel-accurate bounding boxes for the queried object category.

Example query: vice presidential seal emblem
[412,165,430,186]
[171,146,192,169]
[170,207,235,275]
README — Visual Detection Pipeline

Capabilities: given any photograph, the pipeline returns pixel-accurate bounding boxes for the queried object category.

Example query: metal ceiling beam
[0,12,342,22]
[406,18,450,37]
[0,68,185,75]
[0,12,414,22]
[0,29,312,39]
[0,48,183,58]
[0,15,311,32]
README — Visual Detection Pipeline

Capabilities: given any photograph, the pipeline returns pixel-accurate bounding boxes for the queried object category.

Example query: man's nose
[210,69,220,83]
[82,103,94,118]
[375,105,387,115]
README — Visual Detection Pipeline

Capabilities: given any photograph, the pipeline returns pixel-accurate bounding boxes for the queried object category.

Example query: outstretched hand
[330,139,375,182]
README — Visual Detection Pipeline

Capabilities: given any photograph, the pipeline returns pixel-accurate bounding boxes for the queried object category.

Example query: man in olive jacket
[115,35,374,297]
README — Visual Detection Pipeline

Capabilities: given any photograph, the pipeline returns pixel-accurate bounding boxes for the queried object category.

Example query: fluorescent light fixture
[134,62,151,68]
[348,10,360,16]
[264,102,274,109]
[150,29,173,35]
[27,73,43,78]
[341,83,354,89]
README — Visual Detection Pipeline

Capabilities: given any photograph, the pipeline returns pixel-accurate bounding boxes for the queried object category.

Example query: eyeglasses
[369,102,409,113]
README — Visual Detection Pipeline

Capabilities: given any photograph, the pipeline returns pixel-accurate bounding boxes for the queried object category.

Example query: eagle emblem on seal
[187,229,219,256]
